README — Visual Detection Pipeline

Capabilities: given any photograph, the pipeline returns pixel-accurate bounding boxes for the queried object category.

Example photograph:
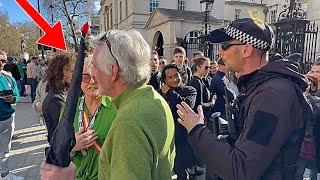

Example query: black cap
[209,18,274,51]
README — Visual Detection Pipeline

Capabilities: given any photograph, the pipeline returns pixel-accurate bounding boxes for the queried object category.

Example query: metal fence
[183,40,220,61]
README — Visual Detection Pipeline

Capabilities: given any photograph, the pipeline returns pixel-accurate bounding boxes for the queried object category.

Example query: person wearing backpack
[0,51,23,180]
[295,74,320,180]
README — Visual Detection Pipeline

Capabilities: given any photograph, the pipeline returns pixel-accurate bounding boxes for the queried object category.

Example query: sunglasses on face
[99,31,120,67]
[82,73,95,83]
[0,59,6,64]
[220,42,247,51]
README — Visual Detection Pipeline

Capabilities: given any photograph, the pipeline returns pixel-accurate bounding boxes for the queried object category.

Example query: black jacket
[187,58,310,180]
[188,76,213,119]
[4,62,21,81]
[159,84,197,168]
[148,71,161,91]
[307,95,320,171]
[43,89,66,144]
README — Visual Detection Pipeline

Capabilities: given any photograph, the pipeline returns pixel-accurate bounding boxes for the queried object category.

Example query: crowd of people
[0,51,50,180]
[1,17,320,180]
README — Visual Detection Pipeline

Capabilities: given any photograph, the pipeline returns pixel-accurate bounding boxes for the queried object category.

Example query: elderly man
[176,18,311,180]
[40,30,175,180]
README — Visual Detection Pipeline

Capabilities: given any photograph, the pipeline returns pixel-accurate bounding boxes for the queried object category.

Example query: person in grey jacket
[176,18,311,180]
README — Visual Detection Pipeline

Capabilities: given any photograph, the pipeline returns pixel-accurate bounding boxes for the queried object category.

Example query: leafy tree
[0,12,20,56]
[42,0,94,52]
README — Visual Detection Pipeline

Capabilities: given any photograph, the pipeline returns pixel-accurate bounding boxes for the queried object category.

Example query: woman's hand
[72,128,98,153]
[35,101,43,112]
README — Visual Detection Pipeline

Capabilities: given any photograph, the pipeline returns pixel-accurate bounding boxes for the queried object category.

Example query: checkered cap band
[226,26,270,50]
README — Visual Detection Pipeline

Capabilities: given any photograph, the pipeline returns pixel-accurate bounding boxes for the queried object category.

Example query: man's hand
[40,162,76,180]
[176,102,204,133]
[161,83,170,94]
[3,95,14,103]
[72,128,98,153]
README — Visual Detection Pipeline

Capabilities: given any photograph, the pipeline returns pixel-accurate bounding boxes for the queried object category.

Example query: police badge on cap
[209,18,274,51]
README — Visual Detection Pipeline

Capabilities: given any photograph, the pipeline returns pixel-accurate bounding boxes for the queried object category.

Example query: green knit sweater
[98,83,175,180]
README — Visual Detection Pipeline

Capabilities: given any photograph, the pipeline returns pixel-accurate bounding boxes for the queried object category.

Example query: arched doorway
[153,31,164,56]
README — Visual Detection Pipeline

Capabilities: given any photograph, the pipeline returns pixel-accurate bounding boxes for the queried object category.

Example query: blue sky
[0,0,100,23]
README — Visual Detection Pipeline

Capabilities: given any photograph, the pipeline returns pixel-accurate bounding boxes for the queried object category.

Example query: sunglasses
[220,43,247,51]
[99,31,120,67]
[82,73,95,83]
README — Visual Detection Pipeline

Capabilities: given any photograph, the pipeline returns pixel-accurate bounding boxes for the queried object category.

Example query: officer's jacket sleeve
[187,79,304,180]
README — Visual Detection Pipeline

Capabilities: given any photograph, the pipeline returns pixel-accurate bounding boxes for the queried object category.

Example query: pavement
[9,96,47,180]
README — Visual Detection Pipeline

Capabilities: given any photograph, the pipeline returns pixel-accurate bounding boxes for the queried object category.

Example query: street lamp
[200,0,215,35]
[199,0,215,57]
[49,3,54,25]
[200,0,215,12]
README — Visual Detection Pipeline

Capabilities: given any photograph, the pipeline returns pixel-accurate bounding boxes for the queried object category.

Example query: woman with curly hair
[42,53,76,144]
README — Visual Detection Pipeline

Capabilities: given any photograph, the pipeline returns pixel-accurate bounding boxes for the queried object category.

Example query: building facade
[90,14,100,35]
[98,0,319,60]
[98,0,226,59]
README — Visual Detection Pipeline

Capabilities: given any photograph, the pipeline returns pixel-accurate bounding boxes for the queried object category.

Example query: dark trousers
[27,78,38,102]
[20,78,26,96]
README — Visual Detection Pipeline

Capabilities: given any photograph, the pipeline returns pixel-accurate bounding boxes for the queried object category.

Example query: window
[178,0,186,10]
[150,0,159,14]
[270,10,277,23]
[119,1,122,21]
[125,0,128,17]
[186,31,199,43]
[235,9,241,20]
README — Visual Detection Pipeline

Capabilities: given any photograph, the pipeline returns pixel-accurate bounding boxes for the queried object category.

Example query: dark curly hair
[44,53,76,94]
[160,64,180,83]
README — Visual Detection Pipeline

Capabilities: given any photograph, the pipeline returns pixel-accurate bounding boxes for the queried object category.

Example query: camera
[0,90,14,97]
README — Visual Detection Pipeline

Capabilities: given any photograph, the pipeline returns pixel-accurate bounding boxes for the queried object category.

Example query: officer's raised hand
[176,101,204,133]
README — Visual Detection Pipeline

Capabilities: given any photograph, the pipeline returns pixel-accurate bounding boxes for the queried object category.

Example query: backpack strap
[2,73,14,90]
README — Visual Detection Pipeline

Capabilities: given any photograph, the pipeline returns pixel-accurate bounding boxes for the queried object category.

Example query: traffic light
[38,44,52,50]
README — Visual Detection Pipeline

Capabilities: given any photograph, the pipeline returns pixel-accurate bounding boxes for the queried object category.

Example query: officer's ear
[242,44,254,58]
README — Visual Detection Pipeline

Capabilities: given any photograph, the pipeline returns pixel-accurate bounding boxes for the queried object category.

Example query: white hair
[91,30,151,85]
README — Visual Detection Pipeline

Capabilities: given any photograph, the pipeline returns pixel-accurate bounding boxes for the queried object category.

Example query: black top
[158,84,197,168]
[158,85,196,145]
[188,76,212,119]
[148,71,161,91]
[4,63,21,81]
[43,89,66,144]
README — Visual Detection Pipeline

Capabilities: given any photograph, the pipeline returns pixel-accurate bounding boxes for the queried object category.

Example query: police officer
[176,18,311,180]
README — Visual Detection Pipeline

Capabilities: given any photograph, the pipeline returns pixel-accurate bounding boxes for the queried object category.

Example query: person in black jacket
[295,74,320,180]
[42,53,75,144]
[148,50,161,90]
[158,64,198,180]
[188,57,215,120]
[176,18,311,180]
